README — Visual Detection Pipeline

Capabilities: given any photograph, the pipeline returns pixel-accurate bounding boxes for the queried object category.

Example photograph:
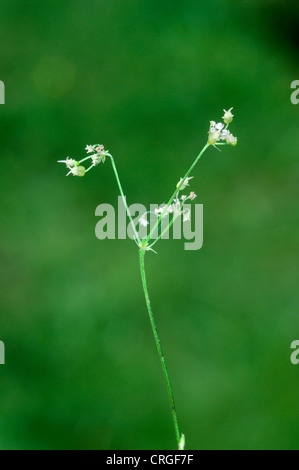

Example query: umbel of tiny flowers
[138,188,197,239]
[57,108,237,450]
[57,158,86,177]
[208,107,237,147]
[58,144,110,177]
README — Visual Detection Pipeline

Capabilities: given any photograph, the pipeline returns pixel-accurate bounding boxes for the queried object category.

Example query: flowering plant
[58,108,237,449]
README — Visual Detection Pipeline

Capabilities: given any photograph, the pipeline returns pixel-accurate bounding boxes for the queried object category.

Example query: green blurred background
[0,0,298,450]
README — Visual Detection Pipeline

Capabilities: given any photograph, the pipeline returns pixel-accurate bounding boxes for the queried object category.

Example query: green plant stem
[139,248,181,449]
[109,155,141,246]
[79,156,93,164]
[146,142,210,245]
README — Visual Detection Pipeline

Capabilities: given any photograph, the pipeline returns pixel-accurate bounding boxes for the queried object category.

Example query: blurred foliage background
[0,0,298,450]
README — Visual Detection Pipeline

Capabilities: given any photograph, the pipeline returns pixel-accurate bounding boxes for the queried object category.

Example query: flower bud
[208,130,221,145]
[68,165,85,177]
[223,107,234,125]
[177,177,193,191]
[75,166,86,176]
[225,133,237,146]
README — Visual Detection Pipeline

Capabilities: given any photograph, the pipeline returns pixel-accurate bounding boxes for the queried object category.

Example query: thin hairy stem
[139,248,182,449]
[109,155,141,246]
[78,156,93,164]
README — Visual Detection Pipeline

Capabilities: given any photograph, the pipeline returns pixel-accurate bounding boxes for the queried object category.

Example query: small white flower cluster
[58,144,110,177]
[174,177,197,222]
[85,144,109,166]
[139,178,197,227]
[208,108,237,146]
[57,157,86,177]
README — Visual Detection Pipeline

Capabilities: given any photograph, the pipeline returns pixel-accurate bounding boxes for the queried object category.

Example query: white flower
[225,132,238,146]
[177,176,193,191]
[91,154,101,166]
[96,145,104,154]
[210,122,224,133]
[223,107,234,125]
[85,145,96,154]
[173,201,182,217]
[208,121,225,144]
[220,129,229,140]
[189,191,197,200]
[208,130,221,145]
[155,206,166,216]
[183,209,191,222]
[57,157,77,169]
[208,111,237,146]
[181,195,187,201]
[139,214,149,227]
[94,144,108,163]
[86,144,108,165]
[66,165,85,177]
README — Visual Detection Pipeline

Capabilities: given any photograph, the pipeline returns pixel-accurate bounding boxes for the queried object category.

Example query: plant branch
[109,155,141,246]
[146,142,210,245]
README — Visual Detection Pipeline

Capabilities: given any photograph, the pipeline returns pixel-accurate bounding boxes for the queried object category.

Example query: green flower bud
[208,130,221,145]
[223,107,234,125]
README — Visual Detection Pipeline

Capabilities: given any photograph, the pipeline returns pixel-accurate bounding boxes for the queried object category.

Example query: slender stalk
[78,156,93,164]
[109,155,141,246]
[108,156,183,446]
[139,248,182,449]
[146,142,210,245]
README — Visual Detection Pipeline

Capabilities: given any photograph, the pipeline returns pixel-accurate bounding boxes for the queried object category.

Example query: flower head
[67,165,86,177]
[223,107,234,125]
[210,121,224,132]
[91,154,102,166]
[225,132,238,146]
[208,108,237,146]
[85,145,96,154]
[183,209,191,223]
[139,214,149,227]
[208,130,221,145]
[57,157,77,169]
[88,144,109,164]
